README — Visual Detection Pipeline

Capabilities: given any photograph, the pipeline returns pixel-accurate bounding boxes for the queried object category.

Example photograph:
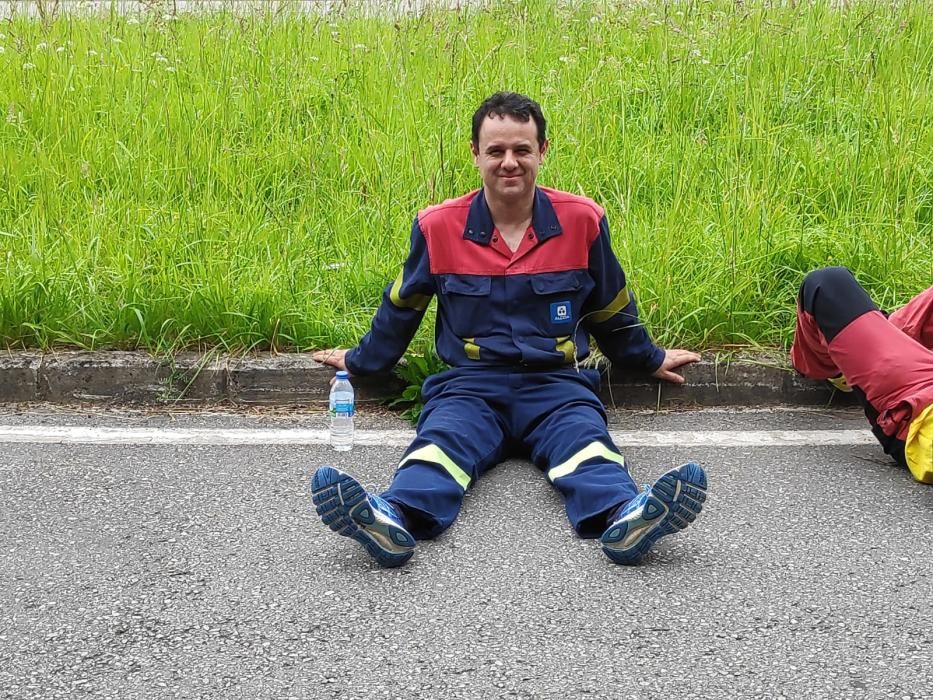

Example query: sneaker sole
[311,466,415,568]
[600,462,707,565]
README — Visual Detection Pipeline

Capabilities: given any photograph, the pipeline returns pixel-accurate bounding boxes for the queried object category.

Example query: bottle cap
[335,370,349,379]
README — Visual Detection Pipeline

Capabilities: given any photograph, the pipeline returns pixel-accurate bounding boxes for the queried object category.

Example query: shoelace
[609,486,651,524]
[370,493,400,521]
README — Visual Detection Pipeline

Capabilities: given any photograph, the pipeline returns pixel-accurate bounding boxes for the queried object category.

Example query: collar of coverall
[462,187,564,246]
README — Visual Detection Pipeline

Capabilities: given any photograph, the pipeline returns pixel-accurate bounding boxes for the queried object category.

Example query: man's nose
[501,150,518,169]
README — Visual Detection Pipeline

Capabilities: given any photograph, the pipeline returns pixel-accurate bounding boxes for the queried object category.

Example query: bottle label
[331,401,354,417]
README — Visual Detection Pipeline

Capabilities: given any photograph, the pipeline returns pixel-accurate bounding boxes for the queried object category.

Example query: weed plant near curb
[1,0,930,354]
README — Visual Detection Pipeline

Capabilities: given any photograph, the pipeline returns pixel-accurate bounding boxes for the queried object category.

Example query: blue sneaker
[600,462,707,565]
[310,466,416,568]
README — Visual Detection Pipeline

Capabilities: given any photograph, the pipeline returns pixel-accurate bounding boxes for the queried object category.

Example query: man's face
[471,114,547,203]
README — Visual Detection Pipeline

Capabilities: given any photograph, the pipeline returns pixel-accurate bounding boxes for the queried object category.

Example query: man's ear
[539,139,549,159]
[470,141,479,160]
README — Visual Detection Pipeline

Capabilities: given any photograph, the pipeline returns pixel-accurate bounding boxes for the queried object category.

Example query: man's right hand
[312,348,349,372]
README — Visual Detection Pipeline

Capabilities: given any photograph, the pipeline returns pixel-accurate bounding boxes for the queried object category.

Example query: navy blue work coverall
[345,186,667,539]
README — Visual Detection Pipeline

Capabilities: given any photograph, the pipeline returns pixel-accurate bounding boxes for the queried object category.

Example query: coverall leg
[380,369,510,539]
[790,267,933,481]
[514,367,640,537]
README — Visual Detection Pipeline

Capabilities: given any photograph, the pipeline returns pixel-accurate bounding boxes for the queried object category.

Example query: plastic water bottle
[329,370,355,451]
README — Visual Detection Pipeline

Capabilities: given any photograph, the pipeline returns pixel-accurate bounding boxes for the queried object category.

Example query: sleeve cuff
[343,347,364,376]
[645,345,666,374]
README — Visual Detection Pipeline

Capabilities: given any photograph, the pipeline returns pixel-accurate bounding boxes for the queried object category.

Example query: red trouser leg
[790,267,878,381]
[790,268,933,467]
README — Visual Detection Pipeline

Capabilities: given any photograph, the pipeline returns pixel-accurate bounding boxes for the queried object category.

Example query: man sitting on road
[791,267,933,483]
[311,92,708,568]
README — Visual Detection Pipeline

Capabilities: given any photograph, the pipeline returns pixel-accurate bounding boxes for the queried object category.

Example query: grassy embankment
[1,0,930,356]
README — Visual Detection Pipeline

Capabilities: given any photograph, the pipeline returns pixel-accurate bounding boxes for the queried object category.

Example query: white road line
[0,426,877,447]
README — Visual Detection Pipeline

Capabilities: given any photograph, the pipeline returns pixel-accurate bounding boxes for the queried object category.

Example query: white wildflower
[589,15,600,23]
[36,42,48,50]
[23,62,36,71]
[127,17,140,25]
[558,56,570,63]
[0,47,5,54]
[87,49,98,57]
[111,37,123,44]
[323,263,345,271]
[309,56,319,62]
[354,43,367,50]
[56,46,65,53]
[165,66,176,73]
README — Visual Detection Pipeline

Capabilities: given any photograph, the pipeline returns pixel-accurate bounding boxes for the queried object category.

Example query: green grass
[1,0,930,355]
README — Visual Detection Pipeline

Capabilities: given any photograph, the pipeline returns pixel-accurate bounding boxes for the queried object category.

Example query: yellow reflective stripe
[905,403,933,484]
[589,287,631,324]
[555,335,575,363]
[547,441,625,481]
[400,444,471,490]
[464,337,480,360]
[389,271,431,311]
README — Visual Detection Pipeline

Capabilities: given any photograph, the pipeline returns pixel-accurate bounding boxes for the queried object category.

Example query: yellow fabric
[555,336,575,363]
[905,403,933,484]
[547,441,625,482]
[389,271,431,311]
[589,287,631,324]
[463,338,480,360]
[400,444,471,490]
[828,375,853,393]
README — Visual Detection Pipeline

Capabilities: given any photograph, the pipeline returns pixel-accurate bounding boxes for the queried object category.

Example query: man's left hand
[312,348,349,371]
[651,349,702,385]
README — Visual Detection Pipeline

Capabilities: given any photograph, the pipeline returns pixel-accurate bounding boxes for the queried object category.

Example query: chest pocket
[530,270,587,335]
[440,274,493,337]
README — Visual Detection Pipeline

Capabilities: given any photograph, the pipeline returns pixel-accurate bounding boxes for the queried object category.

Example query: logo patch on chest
[550,301,572,324]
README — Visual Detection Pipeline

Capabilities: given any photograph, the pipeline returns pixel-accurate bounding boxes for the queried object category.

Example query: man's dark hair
[471,92,547,148]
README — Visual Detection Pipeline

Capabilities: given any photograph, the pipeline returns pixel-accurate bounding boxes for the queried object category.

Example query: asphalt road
[1,406,931,700]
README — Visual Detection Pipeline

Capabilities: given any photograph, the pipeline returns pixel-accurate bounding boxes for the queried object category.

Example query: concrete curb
[0,350,856,408]
[600,355,855,409]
